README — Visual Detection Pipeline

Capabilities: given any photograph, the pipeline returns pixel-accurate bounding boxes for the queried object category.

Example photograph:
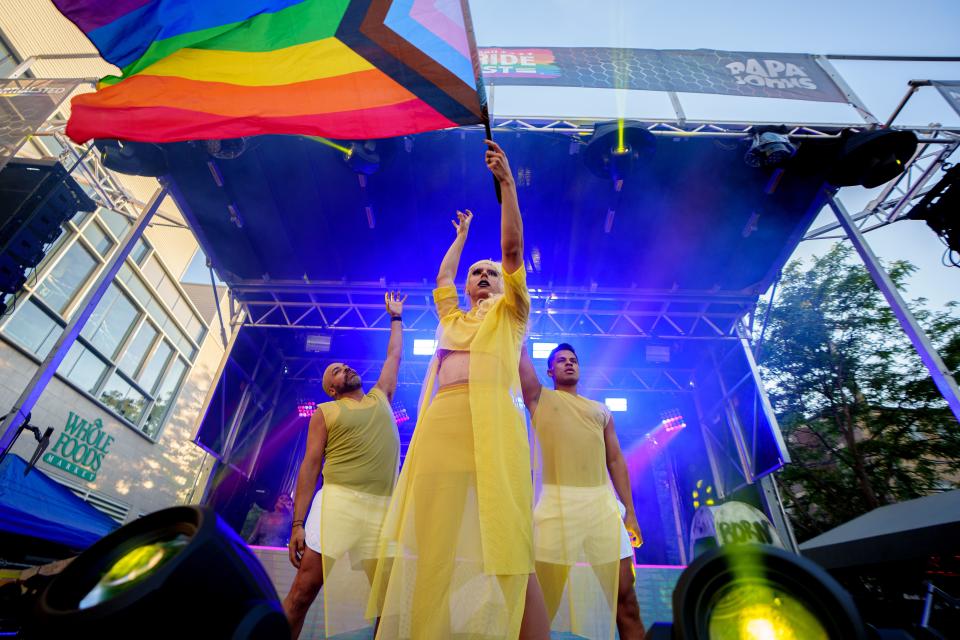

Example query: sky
[468,0,960,310]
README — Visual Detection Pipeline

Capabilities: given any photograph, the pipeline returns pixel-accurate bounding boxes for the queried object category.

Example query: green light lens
[79,534,190,609]
[707,582,829,640]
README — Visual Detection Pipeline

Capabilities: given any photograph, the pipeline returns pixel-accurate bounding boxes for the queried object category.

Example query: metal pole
[667,91,687,125]
[759,474,800,553]
[208,258,228,347]
[0,187,167,452]
[885,81,930,127]
[737,322,791,464]
[825,190,960,422]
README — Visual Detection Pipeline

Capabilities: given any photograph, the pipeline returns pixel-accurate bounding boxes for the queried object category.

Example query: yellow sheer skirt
[534,484,624,639]
[369,385,528,639]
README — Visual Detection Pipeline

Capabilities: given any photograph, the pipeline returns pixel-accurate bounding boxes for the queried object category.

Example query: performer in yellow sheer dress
[369,140,550,639]
[519,343,646,639]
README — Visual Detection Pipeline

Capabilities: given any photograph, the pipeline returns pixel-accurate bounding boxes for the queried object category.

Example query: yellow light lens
[707,582,828,640]
[79,534,190,609]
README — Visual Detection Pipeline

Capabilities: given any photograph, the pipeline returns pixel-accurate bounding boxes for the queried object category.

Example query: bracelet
[292,520,304,528]
[390,315,402,322]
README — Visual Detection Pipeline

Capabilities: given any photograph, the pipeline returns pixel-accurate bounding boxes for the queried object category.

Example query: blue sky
[469,0,960,309]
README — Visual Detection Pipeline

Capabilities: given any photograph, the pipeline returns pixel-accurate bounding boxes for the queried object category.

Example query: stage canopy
[0,454,118,551]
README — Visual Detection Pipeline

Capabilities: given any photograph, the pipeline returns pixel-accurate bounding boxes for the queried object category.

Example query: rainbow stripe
[53,0,485,143]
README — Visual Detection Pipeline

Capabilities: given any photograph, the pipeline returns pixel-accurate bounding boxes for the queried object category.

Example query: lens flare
[79,534,190,609]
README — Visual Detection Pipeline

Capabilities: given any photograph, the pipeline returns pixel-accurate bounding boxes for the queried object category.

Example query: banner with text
[933,81,960,118]
[479,47,847,104]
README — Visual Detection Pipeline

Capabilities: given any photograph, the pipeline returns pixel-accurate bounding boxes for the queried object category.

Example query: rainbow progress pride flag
[53,0,486,143]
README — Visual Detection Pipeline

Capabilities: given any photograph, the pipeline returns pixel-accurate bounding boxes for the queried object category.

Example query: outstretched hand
[385,290,407,317]
[452,209,473,238]
[484,139,513,185]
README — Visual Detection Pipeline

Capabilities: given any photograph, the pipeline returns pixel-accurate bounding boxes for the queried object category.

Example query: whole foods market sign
[43,412,115,482]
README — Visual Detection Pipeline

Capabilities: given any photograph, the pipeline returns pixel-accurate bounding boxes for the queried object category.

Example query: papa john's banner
[0,79,79,172]
[479,47,847,103]
[932,81,960,118]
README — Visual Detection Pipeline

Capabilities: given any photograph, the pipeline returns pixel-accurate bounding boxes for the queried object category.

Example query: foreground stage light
[605,397,628,412]
[27,506,288,639]
[826,129,918,189]
[95,139,168,177]
[648,545,866,640]
[584,120,656,182]
[744,130,797,168]
[531,342,559,359]
[344,140,395,175]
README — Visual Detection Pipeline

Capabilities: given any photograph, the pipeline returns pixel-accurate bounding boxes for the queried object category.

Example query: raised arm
[376,291,406,402]
[485,140,522,274]
[437,210,472,287]
[518,344,543,413]
[289,410,327,568]
[604,415,643,548]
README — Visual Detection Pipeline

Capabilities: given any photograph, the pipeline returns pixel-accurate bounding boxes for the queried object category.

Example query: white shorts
[534,484,633,565]
[304,483,391,564]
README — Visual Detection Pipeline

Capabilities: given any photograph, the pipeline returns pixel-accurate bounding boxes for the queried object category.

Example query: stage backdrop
[479,47,846,103]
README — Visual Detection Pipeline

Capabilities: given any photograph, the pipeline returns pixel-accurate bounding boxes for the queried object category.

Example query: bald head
[322,362,362,398]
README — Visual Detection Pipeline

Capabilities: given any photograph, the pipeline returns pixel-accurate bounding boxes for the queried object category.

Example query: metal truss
[229,281,754,341]
[488,117,960,143]
[283,356,695,393]
[804,129,960,240]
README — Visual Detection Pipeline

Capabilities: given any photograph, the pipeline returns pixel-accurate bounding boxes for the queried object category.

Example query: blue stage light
[413,339,438,356]
[531,342,558,359]
[605,398,628,412]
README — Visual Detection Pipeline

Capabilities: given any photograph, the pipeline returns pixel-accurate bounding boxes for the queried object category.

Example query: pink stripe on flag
[410,0,470,58]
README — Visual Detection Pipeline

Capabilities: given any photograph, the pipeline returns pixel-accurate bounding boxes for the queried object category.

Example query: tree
[757,244,960,541]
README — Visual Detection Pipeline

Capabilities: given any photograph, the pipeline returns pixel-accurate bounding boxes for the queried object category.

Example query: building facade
[1,3,224,524]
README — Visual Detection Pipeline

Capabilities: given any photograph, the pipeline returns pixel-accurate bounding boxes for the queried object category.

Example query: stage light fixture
[95,140,169,177]
[344,140,394,175]
[648,545,866,640]
[605,397,628,412]
[202,138,247,160]
[584,120,656,182]
[744,129,797,168]
[297,401,317,418]
[28,506,289,639]
[826,129,918,188]
[531,342,559,359]
[413,339,438,356]
[907,163,960,259]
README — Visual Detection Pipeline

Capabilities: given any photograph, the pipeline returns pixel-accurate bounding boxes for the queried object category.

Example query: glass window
[144,358,187,437]
[3,300,62,357]
[117,265,151,309]
[170,296,193,328]
[34,242,97,315]
[156,272,177,304]
[72,208,92,228]
[117,321,158,377]
[82,284,140,359]
[59,342,108,394]
[131,238,150,265]
[186,315,206,344]
[99,372,148,424]
[99,208,132,239]
[141,256,164,288]
[139,339,172,393]
[38,134,67,159]
[82,221,114,257]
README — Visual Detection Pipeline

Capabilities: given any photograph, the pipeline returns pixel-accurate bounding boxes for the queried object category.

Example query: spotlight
[28,506,289,639]
[95,140,168,177]
[531,342,558,359]
[344,139,395,176]
[202,138,247,160]
[744,128,797,168]
[304,334,331,353]
[647,545,867,640]
[413,339,438,356]
[605,397,628,412]
[907,163,960,256]
[297,401,317,418]
[584,120,656,182]
[826,129,918,188]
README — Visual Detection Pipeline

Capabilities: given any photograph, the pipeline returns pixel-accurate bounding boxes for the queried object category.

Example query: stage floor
[251,546,683,638]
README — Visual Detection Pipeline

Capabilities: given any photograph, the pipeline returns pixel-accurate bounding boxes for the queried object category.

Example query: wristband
[292,520,304,528]
[390,315,402,322]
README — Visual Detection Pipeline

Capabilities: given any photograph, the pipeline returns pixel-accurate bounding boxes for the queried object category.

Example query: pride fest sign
[43,411,115,482]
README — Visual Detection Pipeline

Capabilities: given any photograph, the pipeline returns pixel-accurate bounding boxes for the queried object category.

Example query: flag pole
[483,105,502,204]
